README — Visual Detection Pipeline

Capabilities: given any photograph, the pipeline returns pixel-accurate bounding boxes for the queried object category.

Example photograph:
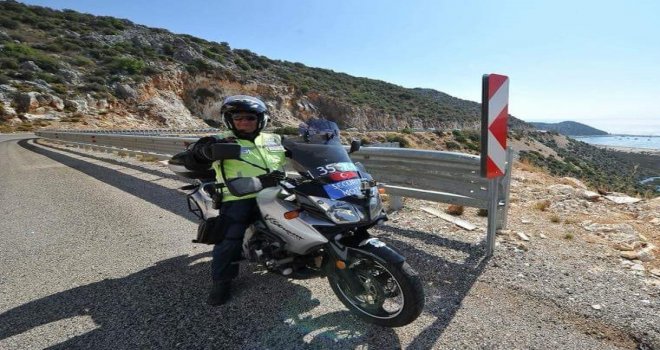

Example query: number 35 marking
[316,164,336,175]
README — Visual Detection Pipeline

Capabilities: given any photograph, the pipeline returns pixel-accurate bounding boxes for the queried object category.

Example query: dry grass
[564,217,579,225]
[550,214,561,223]
[137,154,160,162]
[534,200,551,211]
[564,233,574,240]
[517,158,545,173]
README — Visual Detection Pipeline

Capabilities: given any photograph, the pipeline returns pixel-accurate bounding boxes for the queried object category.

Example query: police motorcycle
[168,120,424,327]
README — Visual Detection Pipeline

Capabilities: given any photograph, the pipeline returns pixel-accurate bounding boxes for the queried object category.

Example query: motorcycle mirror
[349,139,361,153]
[209,143,242,160]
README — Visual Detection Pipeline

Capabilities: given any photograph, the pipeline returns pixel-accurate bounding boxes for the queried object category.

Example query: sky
[20,0,660,135]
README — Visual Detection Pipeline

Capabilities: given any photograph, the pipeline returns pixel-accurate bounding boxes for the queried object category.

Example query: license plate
[323,179,362,199]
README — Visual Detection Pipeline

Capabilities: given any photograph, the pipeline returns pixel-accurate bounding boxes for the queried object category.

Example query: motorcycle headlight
[309,196,365,224]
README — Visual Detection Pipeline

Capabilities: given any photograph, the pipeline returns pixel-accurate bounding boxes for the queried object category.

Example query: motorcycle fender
[351,238,405,265]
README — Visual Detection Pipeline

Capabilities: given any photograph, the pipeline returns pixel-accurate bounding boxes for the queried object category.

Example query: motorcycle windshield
[283,119,365,200]
[283,139,357,179]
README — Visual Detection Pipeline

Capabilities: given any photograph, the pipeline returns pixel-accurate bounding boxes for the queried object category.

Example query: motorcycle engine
[242,228,286,264]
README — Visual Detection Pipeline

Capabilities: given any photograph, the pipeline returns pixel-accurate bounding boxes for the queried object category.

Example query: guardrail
[35,129,512,255]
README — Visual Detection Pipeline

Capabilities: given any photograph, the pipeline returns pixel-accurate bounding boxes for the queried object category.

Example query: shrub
[465,130,481,142]
[0,17,19,29]
[550,214,560,223]
[400,127,413,134]
[454,134,467,143]
[445,141,461,150]
[110,57,145,74]
[51,83,68,94]
[466,142,480,152]
[16,122,34,131]
[235,58,250,71]
[194,88,215,101]
[161,43,175,56]
[187,59,215,73]
[534,200,551,211]
[564,233,574,240]
[0,58,19,70]
[71,55,94,67]
[81,82,107,93]
[385,134,410,148]
[2,42,60,72]
[445,205,464,216]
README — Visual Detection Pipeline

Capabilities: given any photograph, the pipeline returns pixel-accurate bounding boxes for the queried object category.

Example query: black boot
[207,281,231,306]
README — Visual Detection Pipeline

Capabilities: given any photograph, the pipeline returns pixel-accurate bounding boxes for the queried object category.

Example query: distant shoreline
[572,134,660,138]
[571,134,659,152]
[593,144,660,156]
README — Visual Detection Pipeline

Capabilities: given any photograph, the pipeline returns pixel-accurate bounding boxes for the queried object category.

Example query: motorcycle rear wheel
[326,250,424,327]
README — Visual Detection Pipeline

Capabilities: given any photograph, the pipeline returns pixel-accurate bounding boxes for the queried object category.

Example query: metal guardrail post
[498,148,514,229]
[486,178,499,257]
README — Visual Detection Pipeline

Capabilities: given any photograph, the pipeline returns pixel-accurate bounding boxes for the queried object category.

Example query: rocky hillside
[0,1,529,133]
[530,121,608,136]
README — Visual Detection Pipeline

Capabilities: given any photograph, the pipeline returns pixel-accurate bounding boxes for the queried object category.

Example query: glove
[257,170,286,188]
[191,137,237,161]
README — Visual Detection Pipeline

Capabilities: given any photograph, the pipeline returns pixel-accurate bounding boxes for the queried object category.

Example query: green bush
[110,57,145,74]
[0,17,20,29]
[0,58,19,70]
[194,88,215,101]
[465,130,481,142]
[400,127,413,134]
[51,83,68,94]
[235,58,251,71]
[16,122,34,131]
[466,142,480,152]
[186,59,215,74]
[2,42,60,72]
[70,55,94,67]
[385,134,410,148]
[445,141,461,150]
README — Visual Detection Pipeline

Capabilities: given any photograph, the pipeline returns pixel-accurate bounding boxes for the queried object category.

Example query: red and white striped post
[480,74,509,256]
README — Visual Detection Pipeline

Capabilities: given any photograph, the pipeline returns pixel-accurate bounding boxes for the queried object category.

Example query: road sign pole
[487,178,499,256]
[480,73,509,257]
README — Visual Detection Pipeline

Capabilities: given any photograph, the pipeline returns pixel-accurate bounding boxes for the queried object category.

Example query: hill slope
[530,121,608,136]
[0,1,528,132]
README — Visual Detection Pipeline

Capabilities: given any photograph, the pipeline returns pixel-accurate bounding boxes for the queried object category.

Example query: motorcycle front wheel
[326,250,424,327]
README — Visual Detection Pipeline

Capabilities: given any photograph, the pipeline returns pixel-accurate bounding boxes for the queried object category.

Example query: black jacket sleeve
[182,136,218,171]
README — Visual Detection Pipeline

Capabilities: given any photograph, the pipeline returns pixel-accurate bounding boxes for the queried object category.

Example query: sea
[572,135,660,150]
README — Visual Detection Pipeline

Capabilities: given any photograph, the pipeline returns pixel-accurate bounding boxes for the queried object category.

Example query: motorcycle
[168,120,424,327]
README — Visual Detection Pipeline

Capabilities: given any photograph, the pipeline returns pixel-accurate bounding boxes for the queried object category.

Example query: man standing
[189,95,286,306]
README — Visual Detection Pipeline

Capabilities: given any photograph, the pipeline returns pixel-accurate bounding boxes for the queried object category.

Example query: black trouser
[211,198,258,282]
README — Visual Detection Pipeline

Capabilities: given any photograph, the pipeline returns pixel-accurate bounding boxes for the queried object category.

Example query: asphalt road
[0,135,651,349]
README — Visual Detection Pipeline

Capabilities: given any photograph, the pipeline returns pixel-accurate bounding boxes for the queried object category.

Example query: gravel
[0,136,657,349]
